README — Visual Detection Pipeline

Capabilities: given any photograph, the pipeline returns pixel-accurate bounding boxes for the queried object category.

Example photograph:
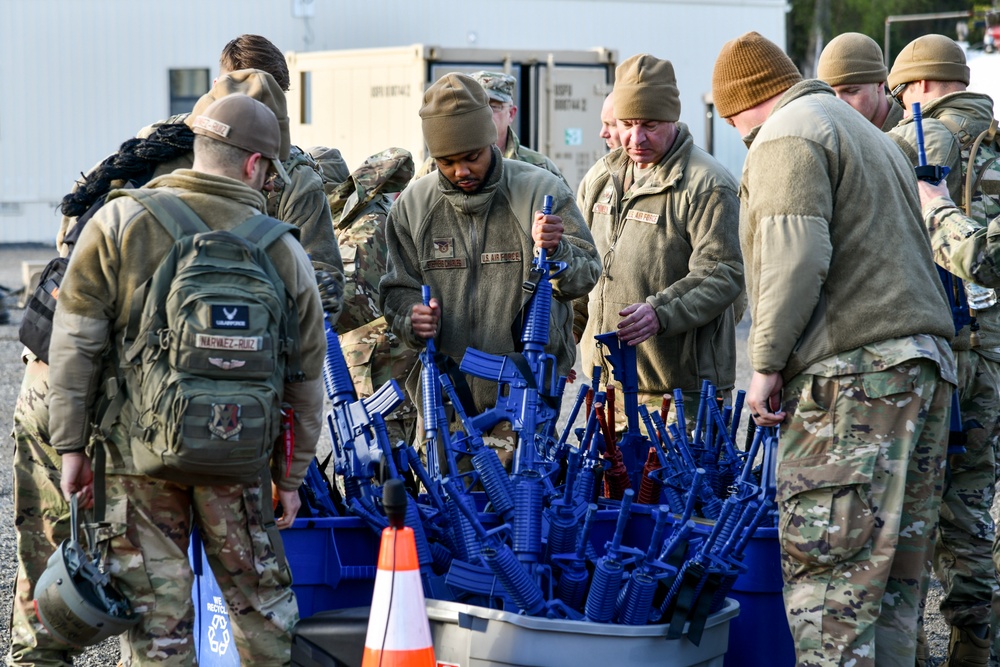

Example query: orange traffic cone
[361,480,435,667]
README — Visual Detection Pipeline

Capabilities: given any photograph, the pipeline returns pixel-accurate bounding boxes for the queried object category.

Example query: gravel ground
[0,245,957,665]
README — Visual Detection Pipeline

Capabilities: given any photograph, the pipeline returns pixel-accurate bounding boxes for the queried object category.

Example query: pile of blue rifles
[301,195,778,645]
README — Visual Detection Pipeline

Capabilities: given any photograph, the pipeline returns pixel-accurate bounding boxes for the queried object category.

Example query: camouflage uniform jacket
[742,80,954,381]
[381,147,601,413]
[415,127,568,186]
[333,149,419,404]
[576,124,743,394]
[47,170,327,490]
[890,92,1000,358]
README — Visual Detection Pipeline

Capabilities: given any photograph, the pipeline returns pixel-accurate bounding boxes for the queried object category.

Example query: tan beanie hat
[888,34,970,89]
[613,54,681,122]
[420,73,497,158]
[818,32,888,86]
[186,69,290,161]
[711,32,803,119]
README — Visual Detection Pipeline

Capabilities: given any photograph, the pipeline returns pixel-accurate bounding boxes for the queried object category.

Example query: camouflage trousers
[7,357,77,667]
[936,350,1000,629]
[105,473,298,666]
[778,359,950,667]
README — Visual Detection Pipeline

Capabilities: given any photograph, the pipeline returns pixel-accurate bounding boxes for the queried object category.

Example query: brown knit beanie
[817,33,888,86]
[711,32,803,119]
[185,69,290,161]
[420,73,497,158]
[888,34,970,89]
[613,54,681,122]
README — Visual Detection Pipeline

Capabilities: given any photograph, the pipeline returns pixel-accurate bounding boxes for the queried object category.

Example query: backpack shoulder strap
[230,213,307,383]
[116,189,210,239]
[118,190,208,362]
[964,119,1000,215]
[935,116,998,217]
[231,214,298,249]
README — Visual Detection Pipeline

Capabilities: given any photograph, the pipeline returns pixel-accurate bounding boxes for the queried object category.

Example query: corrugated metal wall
[0,0,786,243]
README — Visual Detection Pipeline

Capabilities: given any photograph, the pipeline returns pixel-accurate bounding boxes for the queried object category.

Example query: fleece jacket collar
[147,169,267,212]
[601,123,694,197]
[435,145,503,217]
[743,79,835,148]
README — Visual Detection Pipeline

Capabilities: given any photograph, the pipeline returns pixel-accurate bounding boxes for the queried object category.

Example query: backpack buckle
[156,329,172,350]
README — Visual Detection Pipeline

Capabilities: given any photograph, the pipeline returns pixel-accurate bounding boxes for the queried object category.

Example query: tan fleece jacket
[380,148,601,413]
[742,80,953,380]
[48,170,326,490]
[577,124,743,393]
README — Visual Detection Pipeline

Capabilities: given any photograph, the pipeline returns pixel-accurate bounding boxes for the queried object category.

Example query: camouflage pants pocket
[779,452,878,568]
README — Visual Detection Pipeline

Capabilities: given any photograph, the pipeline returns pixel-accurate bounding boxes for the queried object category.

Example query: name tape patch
[423,258,468,270]
[592,202,612,216]
[625,210,660,225]
[212,305,249,329]
[192,116,232,138]
[196,334,261,351]
[481,251,521,264]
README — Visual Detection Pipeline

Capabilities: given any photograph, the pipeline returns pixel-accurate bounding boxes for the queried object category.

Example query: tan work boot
[916,624,929,667]
[944,624,991,667]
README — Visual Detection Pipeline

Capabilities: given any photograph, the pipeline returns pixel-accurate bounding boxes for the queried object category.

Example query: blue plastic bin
[282,515,380,617]
[722,527,795,667]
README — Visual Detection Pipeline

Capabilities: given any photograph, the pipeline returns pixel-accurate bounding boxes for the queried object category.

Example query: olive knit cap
[186,69,290,161]
[888,34,970,89]
[420,73,497,158]
[818,33,888,86]
[711,32,803,119]
[613,54,681,122]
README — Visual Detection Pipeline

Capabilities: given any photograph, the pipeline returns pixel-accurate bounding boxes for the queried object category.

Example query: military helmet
[33,495,139,647]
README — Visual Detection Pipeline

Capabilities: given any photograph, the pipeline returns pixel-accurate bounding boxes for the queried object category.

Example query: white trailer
[286,44,617,191]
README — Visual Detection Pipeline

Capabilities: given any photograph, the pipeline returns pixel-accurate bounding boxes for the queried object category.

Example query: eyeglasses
[890,82,909,105]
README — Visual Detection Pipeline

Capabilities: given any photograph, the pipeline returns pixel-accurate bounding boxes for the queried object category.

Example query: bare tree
[802,0,831,78]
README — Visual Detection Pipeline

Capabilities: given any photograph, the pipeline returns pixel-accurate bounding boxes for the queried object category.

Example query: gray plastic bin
[426,598,740,667]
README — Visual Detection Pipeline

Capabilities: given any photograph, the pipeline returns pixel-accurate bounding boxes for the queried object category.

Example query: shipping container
[286,44,617,191]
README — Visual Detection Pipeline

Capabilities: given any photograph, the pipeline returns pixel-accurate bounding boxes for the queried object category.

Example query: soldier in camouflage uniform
[887,35,1000,666]
[8,51,342,667]
[576,54,743,437]
[415,71,568,186]
[713,33,957,666]
[312,146,421,447]
[48,94,326,666]
[382,74,600,469]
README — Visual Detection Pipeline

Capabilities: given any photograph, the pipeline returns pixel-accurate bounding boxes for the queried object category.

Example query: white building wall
[1,0,786,244]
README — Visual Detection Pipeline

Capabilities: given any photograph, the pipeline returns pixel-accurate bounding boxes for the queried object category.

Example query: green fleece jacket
[890,92,1000,357]
[47,170,327,490]
[742,80,953,380]
[576,124,743,393]
[380,147,601,412]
